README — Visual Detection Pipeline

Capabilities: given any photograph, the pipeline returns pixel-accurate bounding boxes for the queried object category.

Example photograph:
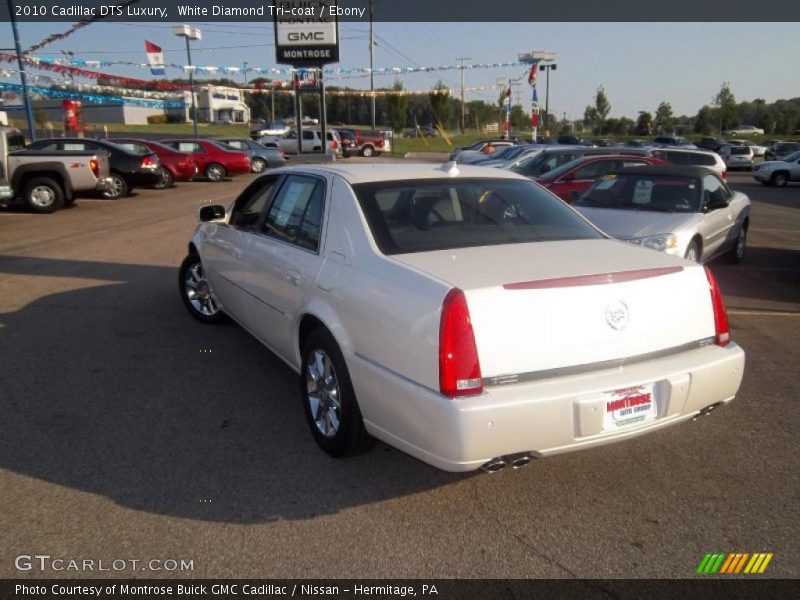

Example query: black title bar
[3,579,800,600]
[2,0,800,22]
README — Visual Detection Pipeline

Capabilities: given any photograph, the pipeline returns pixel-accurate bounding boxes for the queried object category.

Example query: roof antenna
[440,160,460,177]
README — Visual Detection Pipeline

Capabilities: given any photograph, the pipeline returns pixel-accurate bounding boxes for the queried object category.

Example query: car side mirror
[198,204,226,222]
[706,196,729,211]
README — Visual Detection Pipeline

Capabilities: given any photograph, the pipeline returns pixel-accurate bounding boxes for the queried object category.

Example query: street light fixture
[539,62,557,134]
[172,24,202,138]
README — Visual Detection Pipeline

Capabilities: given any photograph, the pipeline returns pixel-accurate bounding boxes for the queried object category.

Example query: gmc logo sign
[288,32,326,41]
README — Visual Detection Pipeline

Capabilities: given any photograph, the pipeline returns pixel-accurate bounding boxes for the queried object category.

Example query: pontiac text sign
[274,1,340,67]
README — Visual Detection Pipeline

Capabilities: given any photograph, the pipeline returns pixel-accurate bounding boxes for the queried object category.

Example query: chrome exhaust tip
[692,402,723,421]
[509,454,532,469]
[481,459,507,473]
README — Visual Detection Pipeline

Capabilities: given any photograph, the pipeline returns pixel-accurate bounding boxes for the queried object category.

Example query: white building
[179,85,250,124]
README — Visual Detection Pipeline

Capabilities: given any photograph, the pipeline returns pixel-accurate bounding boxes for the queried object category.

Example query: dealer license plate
[602,383,657,431]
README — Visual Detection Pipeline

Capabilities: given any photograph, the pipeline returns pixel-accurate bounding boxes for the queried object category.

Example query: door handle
[285,270,302,286]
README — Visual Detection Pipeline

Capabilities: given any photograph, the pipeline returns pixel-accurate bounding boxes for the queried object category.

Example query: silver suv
[277,129,342,156]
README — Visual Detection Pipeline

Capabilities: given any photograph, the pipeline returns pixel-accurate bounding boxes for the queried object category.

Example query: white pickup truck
[0,127,113,213]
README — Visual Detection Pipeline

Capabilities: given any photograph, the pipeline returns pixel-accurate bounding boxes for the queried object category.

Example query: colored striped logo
[696,552,773,574]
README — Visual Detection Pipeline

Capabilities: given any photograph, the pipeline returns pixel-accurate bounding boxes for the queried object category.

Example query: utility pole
[6,0,36,140]
[243,61,248,86]
[457,56,471,134]
[369,0,375,129]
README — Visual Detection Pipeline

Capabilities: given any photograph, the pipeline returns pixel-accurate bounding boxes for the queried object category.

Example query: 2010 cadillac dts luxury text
[178,163,745,472]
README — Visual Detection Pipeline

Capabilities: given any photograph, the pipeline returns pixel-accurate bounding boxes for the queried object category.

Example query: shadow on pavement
[710,246,800,310]
[0,255,464,524]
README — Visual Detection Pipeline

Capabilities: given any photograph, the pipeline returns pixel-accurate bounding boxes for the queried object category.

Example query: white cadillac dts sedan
[179,163,745,473]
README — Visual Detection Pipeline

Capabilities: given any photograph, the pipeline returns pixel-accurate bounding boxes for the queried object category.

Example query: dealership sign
[274,1,340,67]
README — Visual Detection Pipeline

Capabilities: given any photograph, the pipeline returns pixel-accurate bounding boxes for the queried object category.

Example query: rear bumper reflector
[503,266,684,290]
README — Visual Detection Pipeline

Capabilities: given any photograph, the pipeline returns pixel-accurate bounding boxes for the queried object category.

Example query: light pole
[457,56,471,134]
[368,0,375,129]
[539,62,557,135]
[172,24,201,138]
[6,0,35,140]
[243,61,248,86]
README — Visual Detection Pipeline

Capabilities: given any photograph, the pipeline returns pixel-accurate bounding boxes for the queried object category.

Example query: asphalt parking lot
[1,166,798,579]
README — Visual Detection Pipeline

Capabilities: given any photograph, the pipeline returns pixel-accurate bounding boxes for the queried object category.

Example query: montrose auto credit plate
[601,383,657,431]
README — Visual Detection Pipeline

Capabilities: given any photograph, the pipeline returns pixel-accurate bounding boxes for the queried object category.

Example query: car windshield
[574,173,701,213]
[352,178,602,255]
[781,151,800,162]
[778,144,800,153]
[485,145,517,160]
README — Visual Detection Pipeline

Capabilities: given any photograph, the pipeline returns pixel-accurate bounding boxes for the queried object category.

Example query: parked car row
[0,126,286,213]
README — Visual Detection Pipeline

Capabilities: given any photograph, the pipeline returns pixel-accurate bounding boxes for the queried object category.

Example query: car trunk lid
[392,239,715,378]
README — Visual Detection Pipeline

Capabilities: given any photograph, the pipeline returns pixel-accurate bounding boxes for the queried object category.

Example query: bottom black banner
[3,579,799,600]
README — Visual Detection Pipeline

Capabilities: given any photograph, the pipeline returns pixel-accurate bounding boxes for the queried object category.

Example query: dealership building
[4,84,250,126]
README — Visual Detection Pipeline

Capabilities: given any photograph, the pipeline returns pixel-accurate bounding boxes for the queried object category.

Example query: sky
[7,21,800,120]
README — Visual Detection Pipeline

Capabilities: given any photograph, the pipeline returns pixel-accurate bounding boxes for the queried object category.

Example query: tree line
[143,77,800,136]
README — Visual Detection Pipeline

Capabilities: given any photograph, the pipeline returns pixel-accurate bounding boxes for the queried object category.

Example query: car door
[244,174,327,361]
[698,173,735,259]
[201,177,279,322]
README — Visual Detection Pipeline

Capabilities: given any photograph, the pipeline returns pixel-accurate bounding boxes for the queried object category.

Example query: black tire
[360,144,374,157]
[178,253,228,324]
[685,240,701,263]
[727,225,747,264]
[153,167,174,189]
[251,158,267,173]
[23,177,64,213]
[771,172,789,187]
[300,328,374,458]
[103,173,129,199]
[205,163,226,182]
[64,196,76,207]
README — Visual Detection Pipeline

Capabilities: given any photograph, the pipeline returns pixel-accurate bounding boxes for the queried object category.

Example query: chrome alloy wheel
[30,185,55,208]
[184,263,219,316]
[305,349,342,439]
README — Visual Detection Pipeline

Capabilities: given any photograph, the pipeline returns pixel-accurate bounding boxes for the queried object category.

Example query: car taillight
[704,266,731,347]
[376,140,384,148]
[141,155,156,168]
[89,159,99,178]
[439,288,483,397]
[332,139,338,150]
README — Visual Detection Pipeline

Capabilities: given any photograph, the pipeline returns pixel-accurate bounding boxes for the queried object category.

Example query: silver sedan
[572,165,750,264]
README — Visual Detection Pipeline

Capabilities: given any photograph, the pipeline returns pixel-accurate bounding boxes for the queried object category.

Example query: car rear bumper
[353,342,745,472]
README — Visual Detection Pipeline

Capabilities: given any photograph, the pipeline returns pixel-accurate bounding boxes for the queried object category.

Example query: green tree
[713,82,737,131]
[386,80,409,132]
[694,106,713,135]
[654,101,675,134]
[509,105,529,130]
[429,80,451,130]
[635,111,653,136]
[592,86,611,133]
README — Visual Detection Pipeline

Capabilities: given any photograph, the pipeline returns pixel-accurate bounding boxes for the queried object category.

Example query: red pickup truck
[350,130,388,157]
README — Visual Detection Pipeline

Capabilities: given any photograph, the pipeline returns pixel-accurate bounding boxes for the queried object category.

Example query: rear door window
[263,175,325,251]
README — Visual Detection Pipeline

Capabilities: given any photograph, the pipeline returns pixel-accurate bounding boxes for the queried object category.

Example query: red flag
[528,65,537,85]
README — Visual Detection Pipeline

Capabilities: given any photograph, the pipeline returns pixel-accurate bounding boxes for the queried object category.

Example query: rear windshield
[574,174,701,213]
[657,151,716,166]
[730,146,751,155]
[352,178,602,255]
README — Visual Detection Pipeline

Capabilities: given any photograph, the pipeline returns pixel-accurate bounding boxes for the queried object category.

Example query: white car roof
[269,162,529,184]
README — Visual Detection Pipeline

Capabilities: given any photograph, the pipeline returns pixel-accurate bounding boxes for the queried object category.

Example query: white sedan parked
[179,163,745,472]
